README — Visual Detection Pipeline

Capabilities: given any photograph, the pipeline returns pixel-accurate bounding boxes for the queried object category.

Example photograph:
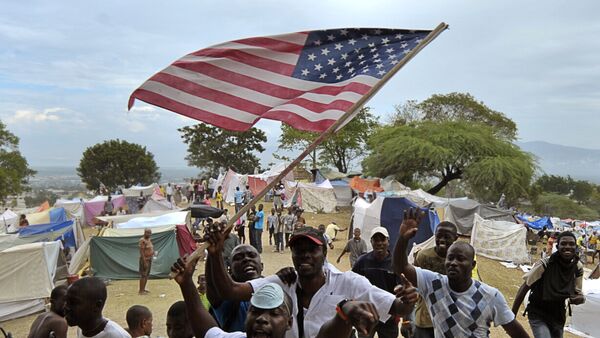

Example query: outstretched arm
[206,224,253,301]
[502,319,530,338]
[205,255,223,308]
[171,256,218,338]
[511,283,530,315]
[336,248,348,264]
[392,208,423,286]
[316,301,380,338]
[389,273,419,316]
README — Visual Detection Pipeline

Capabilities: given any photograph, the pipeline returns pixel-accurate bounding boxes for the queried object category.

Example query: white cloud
[5,107,63,124]
[130,105,157,112]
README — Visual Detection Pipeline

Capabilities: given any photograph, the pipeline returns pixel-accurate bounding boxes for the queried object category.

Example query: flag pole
[173,22,448,271]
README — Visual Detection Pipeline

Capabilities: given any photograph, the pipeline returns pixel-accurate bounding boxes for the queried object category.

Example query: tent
[470,214,529,264]
[431,199,516,235]
[330,179,353,207]
[349,176,384,194]
[0,209,19,234]
[247,163,294,197]
[122,183,158,197]
[0,219,84,252]
[141,194,176,213]
[516,214,553,230]
[83,195,126,225]
[221,169,245,204]
[568,279,600,336]
[0,241,67,321]
[88,212,195,279]
[285,180,337,213]
[352,196,440,252]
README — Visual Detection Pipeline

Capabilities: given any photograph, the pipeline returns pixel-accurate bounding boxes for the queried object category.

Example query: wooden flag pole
[172,22,448,274]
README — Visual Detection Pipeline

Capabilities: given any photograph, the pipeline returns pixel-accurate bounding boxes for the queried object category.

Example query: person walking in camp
[137,192,146,211]
[254,204,265,254]
[394,208,530,338]
[166,183,174,202]
[325,221,346,241]
[243,185,253,206]
[234,187,244,213]
[412,221,458,338]
[215,186,224,210]
[138,228,154,295]
[64,277,131,337]
[247,205,257,249]
[28,285,68,338]
[336,227,367,268]
[512,231,585,338]
[268,208,277,247]
[275,210,285,253]
[125,305,153,338]
[273,182,285,212]
[282,207,296,249]
[103,195,114,216]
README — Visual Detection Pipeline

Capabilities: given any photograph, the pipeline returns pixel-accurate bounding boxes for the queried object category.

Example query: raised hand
[170,255,200,285]
[205,221,231,255]
[394,273,419,306]
[276,267,297,286]
[341,301,380,336]
[399,208,424,240]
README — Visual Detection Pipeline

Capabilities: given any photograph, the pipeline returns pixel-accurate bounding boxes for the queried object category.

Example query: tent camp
[122,183,158,197]
[0,219,84,252]
[285,180,337,213]
[88,212,195,279]
[352,196,440,251]
[83,195,127,225]
[431,199,516,236]
[470,214,529,264]
[0,241,67,321]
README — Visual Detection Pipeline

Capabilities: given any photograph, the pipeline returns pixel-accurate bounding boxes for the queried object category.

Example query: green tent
[90,230,179,279]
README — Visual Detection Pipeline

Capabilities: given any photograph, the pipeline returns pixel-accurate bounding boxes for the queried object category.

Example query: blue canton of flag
[292,28,430,83]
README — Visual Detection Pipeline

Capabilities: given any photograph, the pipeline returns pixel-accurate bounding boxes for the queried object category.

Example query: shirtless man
[138,229,154,295]
[28,285,68,338]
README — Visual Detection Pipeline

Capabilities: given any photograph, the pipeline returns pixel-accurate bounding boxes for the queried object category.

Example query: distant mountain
[517,141,600,183]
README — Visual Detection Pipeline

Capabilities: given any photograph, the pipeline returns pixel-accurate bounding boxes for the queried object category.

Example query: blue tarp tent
[516,214,553,230]
[18,220,76,248]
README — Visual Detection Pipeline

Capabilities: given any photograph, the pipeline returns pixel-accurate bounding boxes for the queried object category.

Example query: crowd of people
[25,184,591,338]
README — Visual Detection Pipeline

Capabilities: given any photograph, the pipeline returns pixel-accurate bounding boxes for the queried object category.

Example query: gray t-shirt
[344,238,368,267]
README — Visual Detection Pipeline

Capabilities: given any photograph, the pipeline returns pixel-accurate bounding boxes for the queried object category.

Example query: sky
[1,1,599,170]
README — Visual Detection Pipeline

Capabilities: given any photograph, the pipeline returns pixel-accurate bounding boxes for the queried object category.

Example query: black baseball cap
[288,226,325,246]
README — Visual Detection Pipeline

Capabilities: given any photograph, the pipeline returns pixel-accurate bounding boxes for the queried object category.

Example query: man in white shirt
[64,277,131,338]
[393,208,530,338]
[205,226,418,338]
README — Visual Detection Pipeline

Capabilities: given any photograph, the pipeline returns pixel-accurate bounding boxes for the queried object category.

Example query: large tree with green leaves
[0,121,36,204]
[276,107,378,173]
[363,120,535,203]
[77,139,160,192]
[179,124,266,175]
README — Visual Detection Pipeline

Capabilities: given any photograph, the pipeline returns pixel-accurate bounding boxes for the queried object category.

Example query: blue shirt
[255,210,264,230]
[212,300,250,332]
[234,190,244,204]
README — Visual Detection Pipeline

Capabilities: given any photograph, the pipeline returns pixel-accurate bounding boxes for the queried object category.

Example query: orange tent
[349,177,384,193]
[36,201,50,212]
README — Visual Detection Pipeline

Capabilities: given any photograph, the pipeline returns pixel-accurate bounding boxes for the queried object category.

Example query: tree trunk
[427,165,463,195]
[427,178,451,195]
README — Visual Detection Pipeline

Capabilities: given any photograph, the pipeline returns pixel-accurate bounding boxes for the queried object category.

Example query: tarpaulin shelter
[0,209,19,234]
[470,214,529,264]
[352,196,439,252]
[247,163,294,197]
[83,195,126,225]
[0,219,84,252]
[330,179,353,207]
[516,214,553,230]
[122,183,158,197]
[285,180,337,213]
[54,198,85,220]
[220,169,246,204]
[96,210,182,225]
[431,199,515,236]
[22,207,69,226]
[349,176,384,194]
[141,194,176,213]
[0,241,68,321]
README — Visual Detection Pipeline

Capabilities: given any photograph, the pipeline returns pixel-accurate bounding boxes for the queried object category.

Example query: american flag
[129,28,432,132]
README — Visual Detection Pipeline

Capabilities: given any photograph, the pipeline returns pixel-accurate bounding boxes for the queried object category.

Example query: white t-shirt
[205,327,246,338]
[415,267,514,338]
[77,319,131,338]
[166,185,174,195]
[249,263,395,338]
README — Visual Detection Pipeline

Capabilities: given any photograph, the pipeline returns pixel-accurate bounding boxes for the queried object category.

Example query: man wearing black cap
[206,226,418,338]
[171,253,384,338]
[512,231,585,338]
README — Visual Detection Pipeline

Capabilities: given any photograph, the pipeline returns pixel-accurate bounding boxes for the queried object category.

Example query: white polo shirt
[249,263,395,338]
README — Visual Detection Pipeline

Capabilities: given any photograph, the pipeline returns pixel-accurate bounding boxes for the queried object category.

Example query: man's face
[445,244,475,282]
[353,228,361,239]
[290,238,325,278]
[64,285,94,326]
[318,225,325,232]
[197,275,207,294]
[434,226,457,257]
[245,305,291,338]
[166,315,193,338]
[144,229,151,239]
[231,245,262,282]
[142,315,153,336]
[370,233,388,259]
[51,288,68,317]
[558,236,576,261]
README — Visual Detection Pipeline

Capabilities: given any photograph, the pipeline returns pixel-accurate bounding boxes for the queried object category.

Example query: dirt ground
[1,202,580,338]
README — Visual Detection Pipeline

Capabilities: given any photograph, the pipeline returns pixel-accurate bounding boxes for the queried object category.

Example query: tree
[179,124,266,176]
[276,107,379,173]
[0,121,36,204]
[533,193,598,220]
[391,92,517,140]
[24,189,59,208]
[534,174,594,203]
[77,139,160,192]
[362,120,535,204]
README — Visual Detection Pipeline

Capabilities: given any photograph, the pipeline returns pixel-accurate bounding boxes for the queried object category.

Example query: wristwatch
[336,299,351,321]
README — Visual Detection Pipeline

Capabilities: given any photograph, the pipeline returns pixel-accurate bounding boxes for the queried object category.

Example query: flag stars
[361,34,369,40]
[332,67,340,73]
[307,53,316,61]
[336,74,343,80]
[385,48,395,53]
[388,54,397,59]
[301,69,310,76]
[314,63,323,71]
[319,73,327,79]
[372,53,379,58]
[381,37,390,44]
[368,42,375,48]
[348,38,356,45]
[327,58,336,65]
[347,67,355,73]
[377,70,385,76]
[370,48,377,53]
[321,48,330,56]
[327,34,336,41]
[391,59,399,65]
[395,33,403,39]
[401,42,408,48]
[334,43,343,50]
[344,61,352,67]
[373,29,382,35]
[358,54,365,60]
[376,63,384,69]
[314,40,322,46]
[340,29,349,36]
[403,49,411,55]
[415,38,423,44]
[341,53,348,60]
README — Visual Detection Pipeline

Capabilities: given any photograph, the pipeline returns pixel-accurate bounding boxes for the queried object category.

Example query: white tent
[470,214,529,264]
[0,209,19,234]
[568,279,600,336]
[113,211,190,229]
[122,183,158,197]
[54,198,85,220]
[141,193,176,213]
[221,169,245,204]
[0,241,67,321]
[286,180,337,213]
